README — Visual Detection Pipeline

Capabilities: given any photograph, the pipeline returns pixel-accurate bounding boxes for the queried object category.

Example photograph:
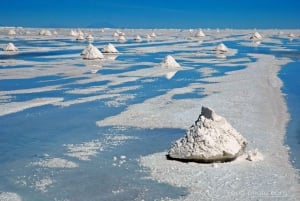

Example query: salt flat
[0,28,299,200]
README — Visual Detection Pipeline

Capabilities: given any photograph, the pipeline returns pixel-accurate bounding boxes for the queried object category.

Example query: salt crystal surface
[0,192,22,201]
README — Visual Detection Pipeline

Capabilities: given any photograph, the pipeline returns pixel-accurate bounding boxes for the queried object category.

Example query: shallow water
[280,61,300,174]
[0,29,299,200]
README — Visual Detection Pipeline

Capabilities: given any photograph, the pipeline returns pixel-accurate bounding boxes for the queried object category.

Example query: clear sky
[1,0,299,29]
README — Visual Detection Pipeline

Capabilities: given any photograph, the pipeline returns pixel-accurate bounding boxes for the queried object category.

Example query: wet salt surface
[0,28,299,200]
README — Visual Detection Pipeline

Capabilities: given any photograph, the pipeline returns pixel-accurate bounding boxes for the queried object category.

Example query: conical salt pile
[151,32,157,37]
[168,106,247,163]
[250,31,262,40]
[195,30,205,37]
[146,34,152,41]
[101,43,119,53]
[44,30,52,36]
[161,55,180,68]
[215,43,228,52]
[8,29,16,36]
[118,35,126,42]
[288,33,295,38]
[81,44,104,60]
[86,34,94,41]
[70,30,78,37]
[113,32,119,37]
[76,34,85,41]
[134,35,142,42]
[3,42,18,51]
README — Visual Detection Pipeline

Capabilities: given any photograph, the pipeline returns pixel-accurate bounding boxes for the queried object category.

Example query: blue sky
[1,0,299,28]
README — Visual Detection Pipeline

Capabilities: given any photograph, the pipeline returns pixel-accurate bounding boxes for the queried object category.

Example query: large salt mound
[250,31,263,40]
[161,55,180,68]
[101,43,119,53]
[81,44,104,60]
[168,106,247,162]
[3,42,18,51]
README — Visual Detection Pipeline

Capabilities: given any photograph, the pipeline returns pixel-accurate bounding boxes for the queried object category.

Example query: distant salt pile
[168,106,247,162]
[134,35,142,42]
[76,33,85,41]
[86,34,94,41]
[8,29,16,36]
[214,43,228,52]
[113,32,119,37]
[44,30,52,36]
[39,29,52,36]
[151,32,157,37]
[146,34,152,41]
[101,43,119,53]
[288,33,295,38]
[39,29,46,35]
[69,30,78,36]
[118,35,126,42]
[161,55,180,68]
[53,30,58,35]
[2,42,18,52]
[81,44,104,60]
[250,31,263,40]
[195,30,205,37]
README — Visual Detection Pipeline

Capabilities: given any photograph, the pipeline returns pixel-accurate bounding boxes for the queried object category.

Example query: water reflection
[103,53,119,60]
[84,60,102,74]
[165,70,178,80]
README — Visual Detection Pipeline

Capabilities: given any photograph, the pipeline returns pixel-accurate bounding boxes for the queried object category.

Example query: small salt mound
[44,30,52,36]
[161,55,181,68]
[215,43,228,52]
[69,30,78,36]
[195,30,205,37]
[168,106,247,163]
[250,31,262,40]
[3,42,18,51]
[134,35,142,42]
[246,149,264,162]
[78,30,84,36]
[76,34,85,41]
[146,34,152,41]
[39,29,52,36]
[39,29,46,35]
[81,44,104,60]
[53,31,58,35]
[151,32,156,37]
[118,35,126,42]
[288,33,295,38]
[8,29,16,36]
[86,34,94,41]
[113,32,119,37]
[101,43,119,53]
